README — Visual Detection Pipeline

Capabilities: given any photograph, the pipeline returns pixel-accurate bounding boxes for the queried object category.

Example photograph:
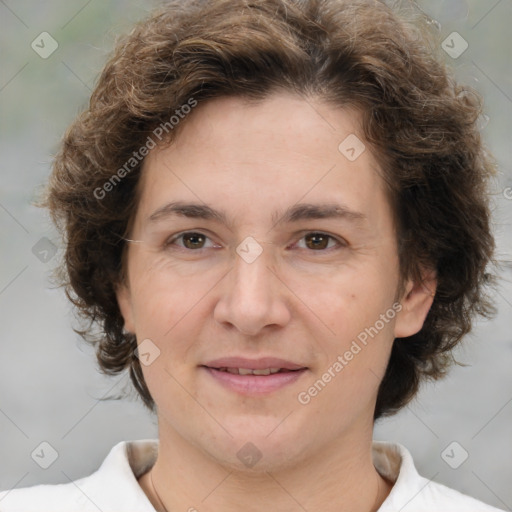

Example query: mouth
[208,367,302,375]
[200,358,308,395]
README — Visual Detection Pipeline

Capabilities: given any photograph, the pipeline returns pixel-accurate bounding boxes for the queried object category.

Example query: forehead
[133,93,393,233]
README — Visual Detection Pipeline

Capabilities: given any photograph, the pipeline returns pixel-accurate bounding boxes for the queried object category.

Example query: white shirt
[0,439,504,511]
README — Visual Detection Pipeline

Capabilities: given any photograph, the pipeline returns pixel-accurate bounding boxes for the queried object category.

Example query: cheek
[127,278,199,386]
[303,293,397,422]
[291,263,398,338]
[128,257,207,331]
[296,267,399,395]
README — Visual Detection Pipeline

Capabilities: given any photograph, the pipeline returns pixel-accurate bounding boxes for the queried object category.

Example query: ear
[394,268,437,338]
[115,282,136,334]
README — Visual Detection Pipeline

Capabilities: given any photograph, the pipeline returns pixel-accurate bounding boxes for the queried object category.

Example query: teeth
[252,368,271,375]
[217,367,285,375]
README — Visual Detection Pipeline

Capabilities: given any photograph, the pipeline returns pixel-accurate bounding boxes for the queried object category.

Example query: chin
[210,442,302,474]
[202,422,306,473]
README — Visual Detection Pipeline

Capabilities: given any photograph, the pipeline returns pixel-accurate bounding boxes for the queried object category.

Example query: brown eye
[304,232,332,250]
[164,231,220,253]
[181,232,207,249]
[165,231,215,251]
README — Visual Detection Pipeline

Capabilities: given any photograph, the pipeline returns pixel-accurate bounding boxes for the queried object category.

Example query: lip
[200,357,308,396]
[203,357,306,371]
[202,366,308,395]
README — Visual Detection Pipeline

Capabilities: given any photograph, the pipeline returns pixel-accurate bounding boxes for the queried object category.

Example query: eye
[165,231,218,250]
[164,231,346,253]
[294,232,346,251]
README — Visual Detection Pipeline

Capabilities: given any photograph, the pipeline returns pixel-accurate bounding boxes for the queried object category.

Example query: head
[43,0,496,466]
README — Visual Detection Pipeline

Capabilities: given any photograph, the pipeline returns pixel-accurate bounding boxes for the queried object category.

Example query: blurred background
[0,0,511,509]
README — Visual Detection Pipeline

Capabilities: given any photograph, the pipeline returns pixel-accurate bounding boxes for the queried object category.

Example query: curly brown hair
[42,0,497,420]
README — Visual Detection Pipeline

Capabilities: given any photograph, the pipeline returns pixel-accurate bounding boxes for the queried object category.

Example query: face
[117,92,435,471]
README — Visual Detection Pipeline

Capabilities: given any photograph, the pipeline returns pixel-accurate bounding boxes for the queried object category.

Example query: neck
[139,420,393,512]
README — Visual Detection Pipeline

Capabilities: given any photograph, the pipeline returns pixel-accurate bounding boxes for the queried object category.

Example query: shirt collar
[87,439,426,511]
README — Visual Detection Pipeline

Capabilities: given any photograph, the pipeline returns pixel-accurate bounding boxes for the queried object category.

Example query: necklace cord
[148,466,384,512]
[150,469,169,512]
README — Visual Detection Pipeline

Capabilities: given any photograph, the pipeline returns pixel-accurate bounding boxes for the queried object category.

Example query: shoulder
[409,478,505,511]
[0,478,89,512]
[0,439,159,512]
[373,441,505,512]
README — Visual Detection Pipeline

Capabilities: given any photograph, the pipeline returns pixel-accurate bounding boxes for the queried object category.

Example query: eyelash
[164,231,347,253]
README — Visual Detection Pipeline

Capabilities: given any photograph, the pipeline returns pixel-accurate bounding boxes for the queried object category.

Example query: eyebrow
[147,201,366,229]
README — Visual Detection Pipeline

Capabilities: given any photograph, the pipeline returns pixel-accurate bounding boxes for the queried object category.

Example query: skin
[116,92,436,512]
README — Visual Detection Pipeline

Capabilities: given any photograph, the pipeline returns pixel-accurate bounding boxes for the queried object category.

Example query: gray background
[0,0,511,509]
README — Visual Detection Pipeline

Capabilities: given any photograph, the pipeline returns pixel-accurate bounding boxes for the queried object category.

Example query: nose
[213,243,291,336]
